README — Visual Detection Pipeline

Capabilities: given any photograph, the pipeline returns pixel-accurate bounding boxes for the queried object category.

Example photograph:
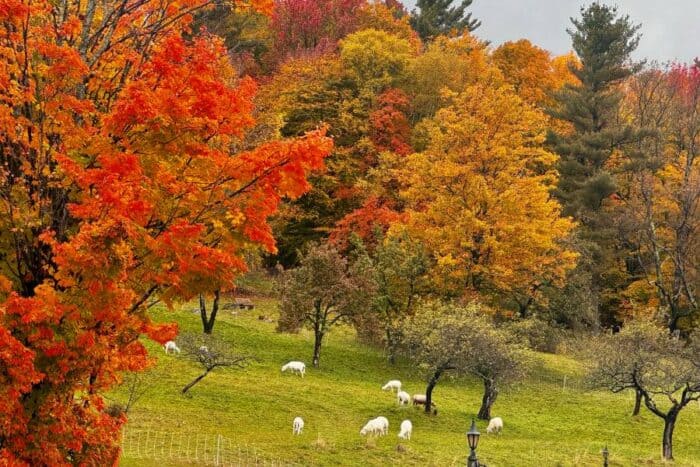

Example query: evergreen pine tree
[410,0,480,42]
[547,3,643,326]
[549,2,642,217]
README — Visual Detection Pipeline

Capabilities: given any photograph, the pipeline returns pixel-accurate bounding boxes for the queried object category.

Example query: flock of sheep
[280,361,504,441]
[163,342,504,444]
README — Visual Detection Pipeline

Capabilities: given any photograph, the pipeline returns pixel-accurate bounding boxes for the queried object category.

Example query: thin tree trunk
[200,290,221,334]
[425,367,445,415]
[632,388,642,416]
[477,379,498,420]
[386,327,396,365]
[662,410,679,460]
[312,330,323,368]
[181,368,212,394]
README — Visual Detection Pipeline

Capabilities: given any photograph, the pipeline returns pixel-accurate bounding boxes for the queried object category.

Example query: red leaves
[0,0,331,462]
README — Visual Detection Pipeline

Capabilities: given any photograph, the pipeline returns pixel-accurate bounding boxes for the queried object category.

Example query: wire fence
[121,428,302,466]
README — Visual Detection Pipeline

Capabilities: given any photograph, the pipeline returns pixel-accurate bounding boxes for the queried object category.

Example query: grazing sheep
[398,420,412,440]
[382,380,402,392]
[375,416,389,435]
[411,394,437,414]
[360,417,389,436]
[486,417,503,434]
[293,417,304,435]
[164,341,180,354]
[397,391,410,405]
[281,361,306,377]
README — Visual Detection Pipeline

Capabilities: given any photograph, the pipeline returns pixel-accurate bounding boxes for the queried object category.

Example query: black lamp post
[467,419,480,467]
[602,446,609,467]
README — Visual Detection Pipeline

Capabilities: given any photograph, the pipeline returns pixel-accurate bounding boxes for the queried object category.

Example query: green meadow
[115,298,700,466]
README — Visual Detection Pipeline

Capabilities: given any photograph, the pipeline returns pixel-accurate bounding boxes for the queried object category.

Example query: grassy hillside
[115,298,700,466]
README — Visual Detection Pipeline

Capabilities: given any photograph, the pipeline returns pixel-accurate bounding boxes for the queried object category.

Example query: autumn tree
[406,34,490,122]
[353,229,430,362]
[265,29,414,265]
[270,0,365,60]
[410,0,480,42]
[0,0,332,463]
[586,322,700,460]
[492,40,578,109]
[277,243,374,367]
[619,65,700,331]
[400,302,525,418]
[397,82,577,313]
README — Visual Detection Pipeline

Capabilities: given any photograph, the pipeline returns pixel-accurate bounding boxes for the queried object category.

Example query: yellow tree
[397,83,577,315]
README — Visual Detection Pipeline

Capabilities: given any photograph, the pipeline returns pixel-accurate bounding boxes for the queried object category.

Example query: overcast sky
[401,1,699,63]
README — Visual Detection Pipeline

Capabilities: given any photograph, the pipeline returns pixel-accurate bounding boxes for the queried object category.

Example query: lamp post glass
[467,419,480,449]
[467,419,480,467]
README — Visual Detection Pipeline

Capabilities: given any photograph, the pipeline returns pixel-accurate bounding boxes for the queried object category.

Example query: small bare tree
[400,302,525,418]
[178,332,254,394]
[104,369,157,416]
[278,243,374,368]
[587,322,700,460]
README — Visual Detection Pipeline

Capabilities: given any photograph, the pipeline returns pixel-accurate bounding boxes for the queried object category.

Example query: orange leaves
[0,0,331,461]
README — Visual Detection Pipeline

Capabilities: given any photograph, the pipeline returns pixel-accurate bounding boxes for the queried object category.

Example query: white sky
[401,0,700,63]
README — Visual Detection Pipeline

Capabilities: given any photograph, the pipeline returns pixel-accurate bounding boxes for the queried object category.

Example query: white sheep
[397,390,410,405]
[381,380,401,392]
[164,341,180,354]
[398,420,412,440]
[199,345,209,354]
[360,416,389,436]
[375,416,389,435]
[293,417,304,435]
[486,416,503,434]
[281,361,306,377]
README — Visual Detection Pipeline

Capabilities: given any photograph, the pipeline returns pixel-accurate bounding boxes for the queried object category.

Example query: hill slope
[115,298,700,466]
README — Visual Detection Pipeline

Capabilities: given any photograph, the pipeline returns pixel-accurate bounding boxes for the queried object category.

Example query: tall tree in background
[0,0,332,462]
[410,0,480,42]
[548,3,642,325]
[398,81,577,312]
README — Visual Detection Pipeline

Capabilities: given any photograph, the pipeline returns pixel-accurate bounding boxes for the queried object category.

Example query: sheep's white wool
[281,361,306,377]
[381,380,401,392]
[397,391,410,405]
[486,417,503,434]
[293,417,304,435]
[398,420,412,440]
[164,341,180,354]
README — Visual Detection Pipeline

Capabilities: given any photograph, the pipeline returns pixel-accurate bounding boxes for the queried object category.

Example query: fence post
[216,434,222,466]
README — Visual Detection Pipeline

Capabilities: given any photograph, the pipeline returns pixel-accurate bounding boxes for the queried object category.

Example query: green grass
[114,298,700,466]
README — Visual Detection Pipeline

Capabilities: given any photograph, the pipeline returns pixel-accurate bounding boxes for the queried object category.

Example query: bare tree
[400,302,525,418]
[587,322,700,460]
[278,243,374,368]
[178,333,254,394]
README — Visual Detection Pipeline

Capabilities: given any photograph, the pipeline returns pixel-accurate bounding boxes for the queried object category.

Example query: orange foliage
[329,197,406,251]
[0,0,330,463]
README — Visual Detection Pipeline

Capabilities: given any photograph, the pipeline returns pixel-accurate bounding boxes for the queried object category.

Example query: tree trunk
[425,367,445,415]
[662,410,679,460]
[199,290,221,334]
[632,388,642,416]
[312,330,323,368]
[386,327,396,365]
[477,379,498,420]
[181,368,212,394]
